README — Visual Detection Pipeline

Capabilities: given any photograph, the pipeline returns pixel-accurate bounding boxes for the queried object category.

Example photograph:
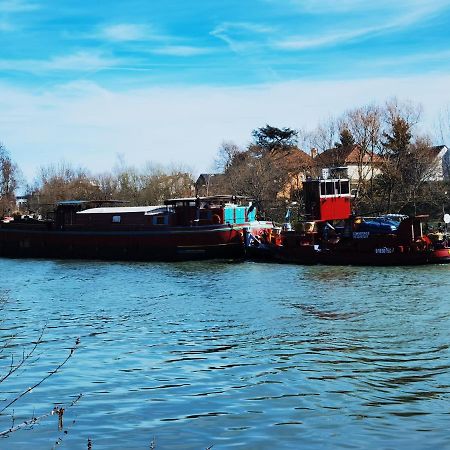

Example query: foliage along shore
[1,98,450,222]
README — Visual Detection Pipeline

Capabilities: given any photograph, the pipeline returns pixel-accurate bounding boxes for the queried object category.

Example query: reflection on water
[293,304,363,320]
[302,265,362,283]
[0,260,449,449]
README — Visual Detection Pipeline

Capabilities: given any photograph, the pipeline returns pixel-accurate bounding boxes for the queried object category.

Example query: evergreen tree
[251,125,298,153]
[382,116,412,160]
[335,128,355,148]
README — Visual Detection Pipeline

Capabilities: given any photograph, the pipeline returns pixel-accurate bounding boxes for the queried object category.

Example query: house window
[112,215,121,223]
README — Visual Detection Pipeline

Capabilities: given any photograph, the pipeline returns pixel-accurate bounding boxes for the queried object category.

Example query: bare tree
[342,105,383,208]
[225,147,287,219]
[94,172,120,200]
[215,141,243,173]
[115,166,143,206]
[305,116,340,153]
[374,99,441,214]
[27,162,100,215]
[0,295,81,440]
[139,164,194,205]
[0,144,20,217]
[384,98,422,131]
[215,136,302,220]
[401,137,441,214]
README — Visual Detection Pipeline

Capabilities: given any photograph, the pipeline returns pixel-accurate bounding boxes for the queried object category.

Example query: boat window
[224,207,235,224]
[112,215,121,223]
[325,181,335,195]
[153,215,167,225]
[320,181,326,196]
[340,180,350,194]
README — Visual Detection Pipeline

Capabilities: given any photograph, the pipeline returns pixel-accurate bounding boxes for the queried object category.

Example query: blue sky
[1,0,450,181]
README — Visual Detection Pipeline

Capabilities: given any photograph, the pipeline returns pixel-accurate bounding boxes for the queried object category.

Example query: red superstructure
[303,178,352,222]
[269,176,437,266]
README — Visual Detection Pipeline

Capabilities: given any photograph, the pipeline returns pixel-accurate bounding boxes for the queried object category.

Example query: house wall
[346,164,382,181]
[424,147,448,182]
[441,147,450,181]
[277,172,306,200]
[428,153,444,181]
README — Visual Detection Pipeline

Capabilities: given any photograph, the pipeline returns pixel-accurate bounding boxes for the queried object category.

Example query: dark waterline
[0,259,449,449]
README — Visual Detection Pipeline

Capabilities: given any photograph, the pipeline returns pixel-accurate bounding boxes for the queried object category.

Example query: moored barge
[0,196,273,261]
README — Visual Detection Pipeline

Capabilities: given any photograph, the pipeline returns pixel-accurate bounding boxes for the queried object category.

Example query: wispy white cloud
[275,1,450,50]
[366,50,450,69]
[64,22,174,45]
[209,1,450,54]
[0,51,124,73]
[211,22,274,53]
[212,22,274,35]
[0,0,39,13]
[0,0,40,32]
[275,29,366,51]
[0,20,14,31]
[286,0,450,15]
[151,45,212,57]
[285,0,393,14]
[98,23,156,42]
[45,52,123,72]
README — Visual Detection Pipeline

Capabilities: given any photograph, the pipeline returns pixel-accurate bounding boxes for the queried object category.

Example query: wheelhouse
[303,178,352,221]
[164,195,256,226]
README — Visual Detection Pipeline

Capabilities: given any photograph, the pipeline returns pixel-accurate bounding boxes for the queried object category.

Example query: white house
[430,145,450,181]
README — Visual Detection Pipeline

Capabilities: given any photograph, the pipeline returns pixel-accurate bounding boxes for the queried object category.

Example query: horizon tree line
[1,98,450,221]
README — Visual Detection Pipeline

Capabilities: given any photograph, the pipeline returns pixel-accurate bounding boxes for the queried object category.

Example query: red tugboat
[428,213,450,263]
[0,195,273,261]
[271,177,434,266]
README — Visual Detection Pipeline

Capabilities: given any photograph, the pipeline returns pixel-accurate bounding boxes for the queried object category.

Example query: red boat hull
[315,249,430,266]
[0,223,270,261]
[272,246,431,266]
[430,247,450,264]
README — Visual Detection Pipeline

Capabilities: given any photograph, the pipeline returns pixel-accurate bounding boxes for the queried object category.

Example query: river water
[0,258,449,449]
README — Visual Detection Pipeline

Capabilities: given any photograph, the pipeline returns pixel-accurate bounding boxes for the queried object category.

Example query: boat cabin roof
[164,195,249,206]
[77,205,168,215]
[57,199,127,206]
[57,200,91,206]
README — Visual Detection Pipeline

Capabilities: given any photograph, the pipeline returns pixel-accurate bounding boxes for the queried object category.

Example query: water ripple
[0,260,449,449]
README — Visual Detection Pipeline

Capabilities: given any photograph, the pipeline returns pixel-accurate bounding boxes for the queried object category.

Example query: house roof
[196,173,226,185]
[269,146,314,171]
[430,145,448,158]
[315,145,384,167]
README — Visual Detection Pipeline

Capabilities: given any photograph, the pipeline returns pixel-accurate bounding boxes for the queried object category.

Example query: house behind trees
[428,145,450,181]
[195,173,227,196]
[313,144,384,182]
[273,147,315,201]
